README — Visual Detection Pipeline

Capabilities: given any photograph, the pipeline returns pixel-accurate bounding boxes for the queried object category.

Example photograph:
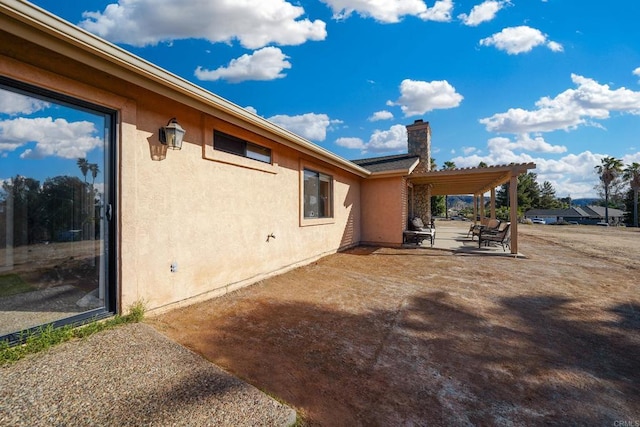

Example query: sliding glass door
[0,78,115,341]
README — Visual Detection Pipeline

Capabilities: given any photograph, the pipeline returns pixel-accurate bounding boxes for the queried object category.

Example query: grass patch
[0,273,35,297]
[0,300,146,366]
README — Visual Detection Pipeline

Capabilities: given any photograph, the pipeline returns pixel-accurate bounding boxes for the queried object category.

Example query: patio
[404,220,523,257]
[151,221,640,425]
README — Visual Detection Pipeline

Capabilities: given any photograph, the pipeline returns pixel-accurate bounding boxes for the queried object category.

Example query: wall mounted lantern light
[159,118,186,150]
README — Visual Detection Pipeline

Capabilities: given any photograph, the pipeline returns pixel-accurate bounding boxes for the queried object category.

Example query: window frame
[213,130,272,164]
[0,75,118,344]
[300,164,335,226]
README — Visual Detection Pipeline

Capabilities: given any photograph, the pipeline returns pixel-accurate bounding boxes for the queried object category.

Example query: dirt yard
[150,222,640,426]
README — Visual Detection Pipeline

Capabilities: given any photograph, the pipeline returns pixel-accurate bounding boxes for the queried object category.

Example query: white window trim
[300,161,335,227]
[203,118,279,174]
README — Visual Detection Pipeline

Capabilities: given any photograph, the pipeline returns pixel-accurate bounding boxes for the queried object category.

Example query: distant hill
[571,198,600,207]
[446,196,603,209]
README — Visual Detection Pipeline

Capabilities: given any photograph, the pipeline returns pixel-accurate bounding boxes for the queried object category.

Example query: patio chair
[478,222,511,251]
[403,217,435,247]
[467,217,487,237]
[469,218,500,240]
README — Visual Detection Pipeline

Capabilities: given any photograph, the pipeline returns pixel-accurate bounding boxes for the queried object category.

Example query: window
[214,131,272,163]
[303,169,332,218]
[0,77,116,343]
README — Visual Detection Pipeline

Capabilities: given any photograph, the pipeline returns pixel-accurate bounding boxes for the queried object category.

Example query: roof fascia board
[415,163,536,178]
[0,0,370,178]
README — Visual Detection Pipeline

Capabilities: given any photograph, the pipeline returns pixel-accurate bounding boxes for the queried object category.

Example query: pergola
[408,163,537,255]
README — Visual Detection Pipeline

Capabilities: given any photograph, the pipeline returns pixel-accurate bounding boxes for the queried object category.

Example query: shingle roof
[583,205,625,218]
[525,205,625,219]
[351,154,420,174]
[573,207,591,217]
[525,208,577,217]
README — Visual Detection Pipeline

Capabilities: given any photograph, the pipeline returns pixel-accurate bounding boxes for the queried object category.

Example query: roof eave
[362,158,420,179]
[0,0,371,178]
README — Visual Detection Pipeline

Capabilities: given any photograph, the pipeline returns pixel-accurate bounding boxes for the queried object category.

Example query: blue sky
[7,0,640,198]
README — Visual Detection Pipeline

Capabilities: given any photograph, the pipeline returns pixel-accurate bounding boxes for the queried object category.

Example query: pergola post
[480,192,485,219]
[509,174,518,255]
[490,188,496,219]
[473,194,478,222]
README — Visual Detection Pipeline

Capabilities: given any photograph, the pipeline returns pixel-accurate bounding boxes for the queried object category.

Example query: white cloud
[451,137,640,199]
[367,124,408,152]
[195,47,291,83]
[547,41,564,52]
[419,0,454,22]
[452,150,577,197]
[0,117,102,159]
[389,79,463,116]
[480,74,640,133]
[267,113,336,141]
[368,110,394,121]
[458,1,508,26]
[479,26,562,55]
[634,67,640,82]
[320,0,452,23]
[244,106,258,115]
[0,91,49,116]
[321,0,426,23]
[487,134,567,155]
[336,137,366,150]
[79,0,327,49]
[462,146,477,155]
[337,124,407,154]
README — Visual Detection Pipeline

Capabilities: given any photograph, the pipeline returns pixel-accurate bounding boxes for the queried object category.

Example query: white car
[531,218,546,224]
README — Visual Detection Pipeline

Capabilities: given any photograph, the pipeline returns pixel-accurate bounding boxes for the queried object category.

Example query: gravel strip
[0,323,296,426]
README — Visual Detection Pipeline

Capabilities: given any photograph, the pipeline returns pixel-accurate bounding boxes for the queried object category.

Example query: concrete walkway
[0,323,297,426]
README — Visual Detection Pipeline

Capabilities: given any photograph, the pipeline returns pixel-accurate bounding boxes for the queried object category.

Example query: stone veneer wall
[407,120,432,224]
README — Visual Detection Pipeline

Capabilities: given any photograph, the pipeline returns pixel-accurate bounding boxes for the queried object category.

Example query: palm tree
[77,158,89,183]
[89,163,100,187]
[594,156,623,224]
[87,163,100,243]
[443,161,456,218]
[623,162,640,227]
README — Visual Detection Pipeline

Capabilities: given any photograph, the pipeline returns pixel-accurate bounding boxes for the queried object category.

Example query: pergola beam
[407,162,536,256]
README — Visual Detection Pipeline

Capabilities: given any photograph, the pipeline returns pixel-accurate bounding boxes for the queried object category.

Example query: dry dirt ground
[150,222,640,426]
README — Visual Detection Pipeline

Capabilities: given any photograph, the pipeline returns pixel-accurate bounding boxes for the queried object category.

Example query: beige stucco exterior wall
[0,33,362,314]
[360,177,407,246]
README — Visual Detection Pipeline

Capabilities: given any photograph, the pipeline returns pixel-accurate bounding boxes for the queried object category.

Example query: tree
[623,188,639,226]
[539,181,559,209]
[478,161,488,168]
[558,195,572,209]
[623,162,640,227]
[442,161,456,218]
[77,158,89,183]
[496,172,540,213]
[89,163,100,186]
[431,195,445,217]
[519,172,540,212]
[1,176,44,245]
[594,156,624,224]
[41,175,85,241]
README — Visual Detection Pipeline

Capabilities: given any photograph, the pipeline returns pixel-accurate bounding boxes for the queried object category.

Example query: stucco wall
[360,177,406,246]
[0,43,362,314]
[122,111,362,313]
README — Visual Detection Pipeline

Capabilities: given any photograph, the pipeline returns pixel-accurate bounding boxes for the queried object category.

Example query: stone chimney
[406,119,432,224]
[406,119,431,174]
